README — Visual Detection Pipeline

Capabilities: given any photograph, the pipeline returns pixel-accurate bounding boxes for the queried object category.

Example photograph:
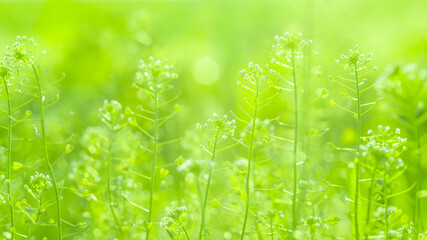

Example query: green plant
[235,62,279,239]
[2,23,427,240]
[272,32,311,237]
[99,100,127,232]
[129,57,181,239]
[330,45,380,240]
[377,64,427,239]
[1,36,65,239]
[23,171,52,238]
[161,206,191,240]
[30,41,63,240]
[196,113,236,239]
[359,126,408,239]
[1,42,18,240]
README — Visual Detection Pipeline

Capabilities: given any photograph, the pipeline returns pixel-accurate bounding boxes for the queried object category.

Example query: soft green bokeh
[1,0,427,239]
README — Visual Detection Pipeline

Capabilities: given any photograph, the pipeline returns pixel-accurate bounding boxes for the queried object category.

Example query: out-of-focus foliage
[1,0,427,239]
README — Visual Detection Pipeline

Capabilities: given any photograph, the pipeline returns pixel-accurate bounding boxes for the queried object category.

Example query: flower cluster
[389,223,417,239]
[26,172,52,193]
[197,113,235,143]
[160,206,189,235]
[4,36,39,65]
[1,36,39,87]
[301,215,322,233]
[134,57,179,94]
[272,32,311,65]
[237,62,279,92]
[99,100,126,131]
[256,210,285,226]
[360,126,407,170]
[336,45,375,72]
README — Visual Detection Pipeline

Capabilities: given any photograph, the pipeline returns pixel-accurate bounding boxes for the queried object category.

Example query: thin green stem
[182,225,191,240]
[240,76,260,240]
[255,223,263,240]
[414,124,422,240]
[270,219,274,240]
[354,63,361,240]
[198,131,220,240]
[384,173,389,240]
[2,76,15,240]
[364,159,378,240]
[311,206,316,240]
[107,132,122,232]
[291,51,299,237]
[26,192,42,239]
[311,226,316,240]
[32,64,62,240]
[146,75,159,240]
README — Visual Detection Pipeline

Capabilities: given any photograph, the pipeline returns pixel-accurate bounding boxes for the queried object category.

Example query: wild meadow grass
[0,29,427,240]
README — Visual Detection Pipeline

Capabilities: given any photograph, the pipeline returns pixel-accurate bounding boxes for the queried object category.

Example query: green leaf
[321,89,328,96]
[13,161,23,170]
[174,104,181,112]
[65,144,73,153]
[324,216,342,225]
[210,198,222,208]
[175,156,185,166]
[159,168,169,178]
[310,128,319,136]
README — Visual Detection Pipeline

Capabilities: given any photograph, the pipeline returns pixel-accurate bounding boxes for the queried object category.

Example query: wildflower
[29,172,52,193]
[99,100,126,131]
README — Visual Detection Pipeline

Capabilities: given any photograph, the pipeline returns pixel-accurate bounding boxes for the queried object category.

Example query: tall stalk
[359,126,407,240]
[146,74,159,240]
[354,62,361,240]
[132,57,179,239]
[270,217,275,240]
[1,76,15,240]
[414,124,422,240]
[364,159,378,240]
[32,64,62,240]
[271,33,310,238]
[384,173,390,240]
[240,77,259,240]
[310,224,316,240]
[291,51,299,235]
[199,131,219,240]
[332,46,378,239]
[98,100,126,236]
[107,133,121,231]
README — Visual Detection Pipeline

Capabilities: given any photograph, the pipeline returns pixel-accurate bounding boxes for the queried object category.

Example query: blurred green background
[1,0,426,132]
[1,0,427,239]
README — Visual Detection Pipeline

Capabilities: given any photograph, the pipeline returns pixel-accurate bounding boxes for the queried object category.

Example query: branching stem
[2,76,15,240]
[384,173,390,240]
[32,64,62,240]
[240,74,260,240]
[291,51,299,237]
[198,130,220,240]
[354,62,361,240]
[146,75,159,240]
[414,123,422,240]
[364,159,378,240]
[107,132,121,232]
